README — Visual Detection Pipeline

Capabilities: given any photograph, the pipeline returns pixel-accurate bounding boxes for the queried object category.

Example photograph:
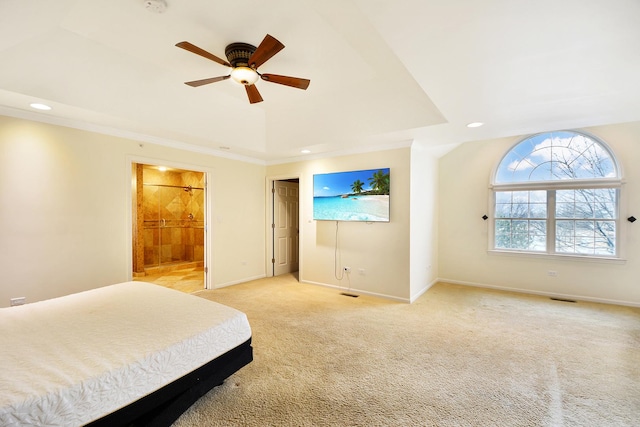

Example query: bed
[0,281,253,427]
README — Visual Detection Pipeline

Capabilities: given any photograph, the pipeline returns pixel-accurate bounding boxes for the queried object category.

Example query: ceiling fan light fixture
[230,67,259,86]
[177,34,310,103]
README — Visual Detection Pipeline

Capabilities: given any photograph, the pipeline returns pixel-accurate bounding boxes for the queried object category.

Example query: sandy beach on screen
[349,194,389,218]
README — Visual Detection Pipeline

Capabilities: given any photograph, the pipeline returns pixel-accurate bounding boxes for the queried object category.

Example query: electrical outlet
[547,270,558,277]
[358,268,365,275]
[10,297,26,306]
[344,267,351,273]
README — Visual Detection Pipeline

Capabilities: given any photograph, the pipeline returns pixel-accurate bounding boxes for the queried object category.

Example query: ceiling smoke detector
[144,0,167,13]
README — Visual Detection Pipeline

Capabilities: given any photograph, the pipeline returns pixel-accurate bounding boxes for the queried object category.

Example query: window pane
[494,191,546,252]
[555,219,616,256]
[495,203,511,218]
[529,203,546,218]
[556,237,574,253]
[551,158,573,180]
[529,162,552,181]
[529,191,546,218]
[555,220,574,253]
[575,221,594,237]
[512,203,528,218]
[595,221,616,254]
[556,220,574,234]
[552,188,617,256]
[496,131,618,183]
[530,220,546,235]
[575,237,594,254]
[495,220,511,249]
[512,191,529,203]
[595,238,615,256]
[556,202,574,218]
[496,219,511,232]
[529,191,546,203]
[594,188,615,203]
[495,192,512,203]
[597,203,616,219]
[557,189,617,220]
[556,190,574,203]
[596,221,615,236]
[569,155,593,179]
[512,220,528,233]
[530,236,546,251]
[494,131,619,257]
[494,219,546,252]
[585,143,616,178]
[574,202,592,218]
[577,188,595,201]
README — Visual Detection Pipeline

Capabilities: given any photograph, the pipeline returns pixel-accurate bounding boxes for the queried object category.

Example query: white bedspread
[0,281,251,427]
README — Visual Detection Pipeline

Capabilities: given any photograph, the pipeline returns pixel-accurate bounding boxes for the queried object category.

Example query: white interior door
[273,180,299,276]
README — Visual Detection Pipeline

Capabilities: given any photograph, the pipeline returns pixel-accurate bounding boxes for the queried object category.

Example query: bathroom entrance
[132,163,206,293]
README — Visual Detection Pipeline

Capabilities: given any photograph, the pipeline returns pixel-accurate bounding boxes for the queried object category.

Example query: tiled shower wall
[142,168,205,267]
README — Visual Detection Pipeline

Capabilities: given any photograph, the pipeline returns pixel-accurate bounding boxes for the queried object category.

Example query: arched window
[491,130,621,257]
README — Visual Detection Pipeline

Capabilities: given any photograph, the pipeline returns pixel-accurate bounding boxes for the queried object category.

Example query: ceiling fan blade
[176,41,231,67]
[261,74,310,90]
[245,84,264,104]
[248,34,285,69]
[184,75,230,87]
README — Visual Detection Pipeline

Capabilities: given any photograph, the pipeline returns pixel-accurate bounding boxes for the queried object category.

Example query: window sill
[487,249,627,265]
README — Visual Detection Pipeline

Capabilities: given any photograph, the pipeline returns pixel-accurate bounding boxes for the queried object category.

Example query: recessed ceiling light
[466,122,484,128]
[301,149,311,154]
[30,103,51,111]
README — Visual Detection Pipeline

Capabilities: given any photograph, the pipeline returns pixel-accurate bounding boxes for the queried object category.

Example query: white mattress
[0,281,251,427]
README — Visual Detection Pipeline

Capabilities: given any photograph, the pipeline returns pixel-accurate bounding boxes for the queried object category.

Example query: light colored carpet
[173,274,640,426]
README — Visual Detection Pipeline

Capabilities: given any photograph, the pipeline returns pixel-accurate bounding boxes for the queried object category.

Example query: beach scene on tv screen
[313,168,390,222]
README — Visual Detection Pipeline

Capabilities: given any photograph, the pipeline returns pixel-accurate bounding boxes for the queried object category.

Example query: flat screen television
[313,168,390,222]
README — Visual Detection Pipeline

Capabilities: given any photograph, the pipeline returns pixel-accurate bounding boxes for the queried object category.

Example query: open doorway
[271,179,300,278]
[131,163,207,293]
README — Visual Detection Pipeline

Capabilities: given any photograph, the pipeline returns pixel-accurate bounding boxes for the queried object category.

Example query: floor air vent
[550,297,577,303]
[341,293,359,298]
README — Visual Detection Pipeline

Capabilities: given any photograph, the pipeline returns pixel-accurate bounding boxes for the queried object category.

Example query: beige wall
[0,115,266,307]
[409,143,440,301]
[267,147,413,301]
[438,121,640,306]
[3,113,637,308]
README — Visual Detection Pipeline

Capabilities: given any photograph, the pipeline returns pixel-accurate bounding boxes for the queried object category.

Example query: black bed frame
[85,338,252,427]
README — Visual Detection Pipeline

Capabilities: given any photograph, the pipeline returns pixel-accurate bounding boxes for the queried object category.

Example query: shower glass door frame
[143,182,205,268]
[128,157,212,290]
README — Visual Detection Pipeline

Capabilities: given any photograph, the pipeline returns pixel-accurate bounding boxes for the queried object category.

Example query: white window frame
[488,131,626,263]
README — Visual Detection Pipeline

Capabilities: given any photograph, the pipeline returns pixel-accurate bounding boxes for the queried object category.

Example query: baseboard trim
[410,278,439,303]
[214,274,267,289]
[438,278,640,308]
[301,280,410,303]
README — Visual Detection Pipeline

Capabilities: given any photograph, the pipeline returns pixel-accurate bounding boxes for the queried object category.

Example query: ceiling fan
[176,34,310,104]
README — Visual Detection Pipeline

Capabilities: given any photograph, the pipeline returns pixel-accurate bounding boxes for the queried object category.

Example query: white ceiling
[1,0,639,163]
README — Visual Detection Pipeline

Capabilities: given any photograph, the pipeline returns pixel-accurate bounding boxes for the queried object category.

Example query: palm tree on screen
[368,170,390,195]
[351,180,364,194]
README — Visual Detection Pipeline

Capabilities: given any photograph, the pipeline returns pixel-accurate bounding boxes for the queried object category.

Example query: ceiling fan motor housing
[225,43,257,68]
